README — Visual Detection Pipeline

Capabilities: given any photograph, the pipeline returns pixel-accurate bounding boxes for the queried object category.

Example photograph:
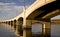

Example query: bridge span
[0,0,60,37]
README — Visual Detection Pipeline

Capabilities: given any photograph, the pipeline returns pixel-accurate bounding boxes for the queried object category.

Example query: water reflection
[23,29,51,37]
[0,24,18,37]
[23,28,32,37]
[0,23,60,37]
[11,23,60,37]
[51,24,60,37]
[32,24,60,37]
[23,24,51,37]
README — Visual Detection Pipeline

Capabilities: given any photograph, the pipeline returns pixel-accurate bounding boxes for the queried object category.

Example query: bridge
[0,0,60,37]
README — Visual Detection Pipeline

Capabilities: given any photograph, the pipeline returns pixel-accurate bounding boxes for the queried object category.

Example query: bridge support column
[12,21,15,32]
[6,22,7,24]
[42,19,51,37]
[7,21,8,25]
[16,20,23,36]
[23,20,32,37]
[15,20,19,36]
[10,21,12,28]
[7,22,8,25]
[8,21,10,25]
[6,21,7,24]
[14,20,16,30]
[11,21,13,27]
[13,21,14,29]
[18,20,23,36]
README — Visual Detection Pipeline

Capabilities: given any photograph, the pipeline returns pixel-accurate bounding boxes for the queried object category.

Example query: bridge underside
[27,0,60,20]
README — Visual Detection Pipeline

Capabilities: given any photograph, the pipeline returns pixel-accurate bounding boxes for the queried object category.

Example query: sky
[0,0,60,20]
[0,0,35,20]
[51,15,60,20]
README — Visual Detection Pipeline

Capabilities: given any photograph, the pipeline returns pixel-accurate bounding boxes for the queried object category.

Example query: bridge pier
[16,20,23,36]
[10,21,11,28]
[8,21,10,25]
[11,21,16,32]
[15,20,19,36]
[13,20,16,30]
[42,19,51,37]
[23,20,32,37]
[7,21,9,25]
[6,22,7,24]
[10,21,13,27]
[10,21,15,31]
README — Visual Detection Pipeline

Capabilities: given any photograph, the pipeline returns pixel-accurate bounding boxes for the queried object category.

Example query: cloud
[0,0,24,3]
[0,6,23,12]
[51,15,60,20]
[0,0,35,20]
[0,2,23,12]
[0,2,16,5]
[0,2,23,20]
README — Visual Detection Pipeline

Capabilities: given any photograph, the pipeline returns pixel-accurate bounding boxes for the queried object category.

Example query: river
[0,24,18,37]
[32,24,60,37]
[0,23,60,37]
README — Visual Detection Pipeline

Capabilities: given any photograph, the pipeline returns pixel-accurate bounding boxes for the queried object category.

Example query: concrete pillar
[18,20,23,36]
[6,21,8,24]
[14,20,16,30]
[23,19,32,37]
[5,22,7,24]
[16,19,23,36]
[15,21,19,36]
[10,21,12,28]
[13,21,14,28]
[11,21,15,32]
[42,19,51,37]
[8,21,10,25]
[7,22,8,25]
[11,21,13,27]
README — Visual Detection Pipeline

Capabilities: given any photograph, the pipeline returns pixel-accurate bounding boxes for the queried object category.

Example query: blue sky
[0,0,35,20]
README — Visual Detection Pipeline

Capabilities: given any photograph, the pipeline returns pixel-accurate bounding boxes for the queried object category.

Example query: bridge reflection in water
[23,24,60,37]
[0,24,18,37]
[23,24,51,37]
[0,23,60,37]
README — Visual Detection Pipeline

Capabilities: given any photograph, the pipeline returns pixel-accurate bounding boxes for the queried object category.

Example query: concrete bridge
[0,0,60,37]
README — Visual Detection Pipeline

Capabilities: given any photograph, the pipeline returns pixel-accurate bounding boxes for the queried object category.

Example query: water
[0,23,60,37]
[0,24,18,37]
[32,24,60,37]
[51,24,60,37]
